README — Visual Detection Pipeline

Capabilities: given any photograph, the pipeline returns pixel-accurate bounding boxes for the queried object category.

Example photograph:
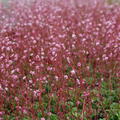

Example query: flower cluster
[0,0,119,119]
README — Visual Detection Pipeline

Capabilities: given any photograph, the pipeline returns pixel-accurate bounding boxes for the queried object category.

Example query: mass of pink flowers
[0,0,120,119]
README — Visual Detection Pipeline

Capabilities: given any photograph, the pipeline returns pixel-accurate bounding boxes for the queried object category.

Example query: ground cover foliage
[0,0,120,119]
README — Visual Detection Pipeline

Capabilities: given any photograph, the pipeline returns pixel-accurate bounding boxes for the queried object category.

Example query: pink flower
[41,118,45,120]
[71,69,76,75]
[83,91,90,97]
[22,109,27,114]
[48,112,52,116]
[0,111,4,116]
[76,101,81,105]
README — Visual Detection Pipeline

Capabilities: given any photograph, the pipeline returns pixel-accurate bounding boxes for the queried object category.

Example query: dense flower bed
[0,0,120,119]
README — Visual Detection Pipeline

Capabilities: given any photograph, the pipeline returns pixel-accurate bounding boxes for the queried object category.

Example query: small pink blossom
[0,111,4,116]
[71,69,76,75]
[83,91,90,97]
[48,112,52,116]
[41,118,45,120]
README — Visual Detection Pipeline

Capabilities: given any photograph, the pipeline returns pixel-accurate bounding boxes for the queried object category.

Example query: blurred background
[0,0,120,5]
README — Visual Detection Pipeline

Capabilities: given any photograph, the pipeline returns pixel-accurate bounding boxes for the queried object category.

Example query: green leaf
[50,114,58,120]
[37,112,42,118]
[34,102,39,110]
[71,107,77,112]
[45,84,51,93]
[23,118,29,120]
[110,103,120,109]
